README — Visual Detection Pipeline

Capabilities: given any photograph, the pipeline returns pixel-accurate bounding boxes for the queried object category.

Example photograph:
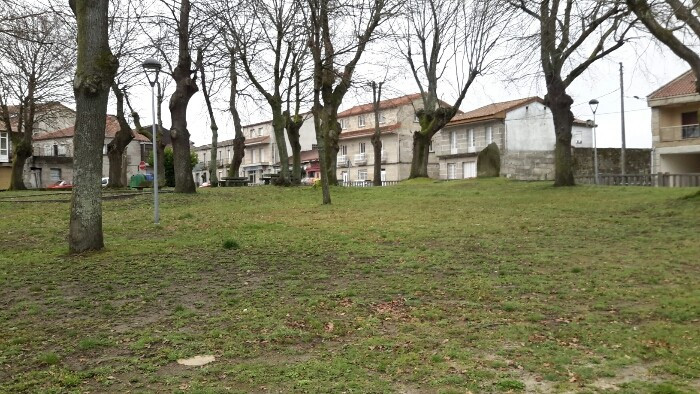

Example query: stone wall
[501,151,555,180]
[573,148,651,176]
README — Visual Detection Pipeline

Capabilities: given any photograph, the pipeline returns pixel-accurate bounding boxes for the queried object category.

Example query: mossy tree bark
[68,0,118,253]
[169,0,197,193]
[106,84,134,188]
[228,53,245,177]
[197,48,219,187]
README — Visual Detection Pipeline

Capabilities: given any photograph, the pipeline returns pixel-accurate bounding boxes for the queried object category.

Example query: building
[647,70,700,173]
[30,115,151,187]
[193,115,316,185]
[335,93,443,183]
[0,102,76,189]
[435,97,594,180]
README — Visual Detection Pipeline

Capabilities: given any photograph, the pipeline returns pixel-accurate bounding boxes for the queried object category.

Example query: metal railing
[353,152,367,165]
[339,180,400,187]
[659,124,700,142]
[576,173,700,187]
[337,154,348,166]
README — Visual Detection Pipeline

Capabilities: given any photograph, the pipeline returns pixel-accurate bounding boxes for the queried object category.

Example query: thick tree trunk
[409,131,431,178]
[313,106,331,204]
[372,135,382,186]
[106,148,126,187]
[546,82,575,186]
[229,136,245,177]
[286,120,302,184]
[271,110,290,184]
[317,108,340,185]
[107,85,134,188]
[68,0,117,253]
[9,139,30,190]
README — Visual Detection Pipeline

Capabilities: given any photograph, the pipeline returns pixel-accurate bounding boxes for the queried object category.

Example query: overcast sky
[112,13,690,150]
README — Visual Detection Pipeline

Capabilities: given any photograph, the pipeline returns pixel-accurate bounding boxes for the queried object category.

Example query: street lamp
[589,99,599,185]
[142,58,161,224]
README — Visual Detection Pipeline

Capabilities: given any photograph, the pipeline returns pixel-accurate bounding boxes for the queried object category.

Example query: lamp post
[142,58,162,224]
[589,99,599,185]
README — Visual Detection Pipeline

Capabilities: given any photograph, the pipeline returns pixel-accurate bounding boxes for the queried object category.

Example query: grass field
[0,179,699,393]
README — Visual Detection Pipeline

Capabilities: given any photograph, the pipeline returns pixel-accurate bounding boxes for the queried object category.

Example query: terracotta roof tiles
[648,70,698,100]
[34,115,151,142]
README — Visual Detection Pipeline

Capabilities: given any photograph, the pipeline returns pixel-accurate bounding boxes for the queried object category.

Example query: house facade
[647,70,700,174]
[435,97,594,180]
[193,115,316,185]
[335,93,440,184]
[0,102,76,189]
[30,115,151,187]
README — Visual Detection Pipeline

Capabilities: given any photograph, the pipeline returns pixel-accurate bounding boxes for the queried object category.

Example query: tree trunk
[313,105,331,204]
[546,81,575,186]
[209,127,218,186]
[229,136,245,177]
[271,109,290,184]
[107,85,134,188]
[9,138,30,190]
[409,131,431,178]
[317,108,340,185]
[68,0,117,253]
[372,135,382,186]
[286,120,302,184]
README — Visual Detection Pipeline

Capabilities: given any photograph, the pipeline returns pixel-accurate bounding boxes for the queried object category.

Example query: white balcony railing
[380,150,387,163]
[337,154,348,166]
[354,152,367,165]
[660,124,700,142]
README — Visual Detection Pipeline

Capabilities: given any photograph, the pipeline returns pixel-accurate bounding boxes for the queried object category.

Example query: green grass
[0,179,699,392]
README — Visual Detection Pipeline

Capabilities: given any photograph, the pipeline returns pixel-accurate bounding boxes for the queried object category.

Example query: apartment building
[193,115,316,185]
[647,70,700,173]
[435,97,593,180]
[30,115,151,187]
[335,93,440,183]
[0,102,76,189]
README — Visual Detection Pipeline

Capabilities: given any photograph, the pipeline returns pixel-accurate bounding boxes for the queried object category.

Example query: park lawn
[0,179,699,393]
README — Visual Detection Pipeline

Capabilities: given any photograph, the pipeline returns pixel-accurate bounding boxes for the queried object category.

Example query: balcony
[337,154,348,166]
[380,150,387,163]
[354,152,367,165]
[660,124,700,142]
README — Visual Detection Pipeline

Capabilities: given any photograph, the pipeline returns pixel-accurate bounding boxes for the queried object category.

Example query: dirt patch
[588,363,659,391]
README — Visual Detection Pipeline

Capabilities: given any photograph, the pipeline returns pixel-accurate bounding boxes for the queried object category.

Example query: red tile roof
[245,135,271,145]
[339,123,401,140]
[34,115,151,142]
[338,93,423,117]
[449,97,543,124]
[648,70,698,100]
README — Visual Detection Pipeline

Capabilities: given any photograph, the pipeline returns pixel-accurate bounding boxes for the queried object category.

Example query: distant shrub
[223,239,240,250]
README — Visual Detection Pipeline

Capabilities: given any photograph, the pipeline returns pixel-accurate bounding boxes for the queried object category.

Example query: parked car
[101,177,109,187]
[47,180,72,189]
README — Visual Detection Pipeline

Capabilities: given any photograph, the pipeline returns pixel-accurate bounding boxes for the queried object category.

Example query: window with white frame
[258,127,263,136]
[340,118,348,130]
[450,131,457,151]
[58,145,67,156]
[358,115,365,127]
[447,163,456,180]
[379,112,386,124]
[259,148,263,162]
[429,138,434,152]
[50,168,61,181]
[358,169,368,180]
[359,142,366,154]
[468,129,475,147]
[340,145,347,155]
[0,132,8,161]
[486,126,493,144]
[252,149,256,163]
[53,143,59,156]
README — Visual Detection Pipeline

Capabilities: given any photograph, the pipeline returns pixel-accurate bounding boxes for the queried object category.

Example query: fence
[576,173,700,187]
[339,180,400,187]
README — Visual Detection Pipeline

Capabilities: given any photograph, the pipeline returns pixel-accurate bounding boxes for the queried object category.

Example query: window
[358,169,367,180]
[53,144,59,156]
[340,145,347,155]
[486,126,493,144]
[450,131,457,151]
[58,145,67,156]
[463,161,476,179]
[414,113,419,123]
[252,149,256,163]
[358,115,365,127]
[359,142,366,154]
[340,118,348,130]
[681,111,700,139]
[468,129,475,147]
[258,127,263,136]
[447,163,456,180]
[50,168,61,181]
[227,149,231,161]
[44,144,51,156]
[341,171,349,183]
[259,148,264,162]
[379,112,386,124]
[251,129,256,138]
[102,144,107,155]
[0,132,8,161]
[429,138,434,153]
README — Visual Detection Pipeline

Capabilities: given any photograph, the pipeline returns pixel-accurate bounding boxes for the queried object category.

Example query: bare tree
[626,0,700,92]
[403,0,510,178]
[0,9,74,190]
[514,0,634,186]
[196,44,227,187]
[284,48,311,184]
[304,0,397,204]
[68,0,118,253]
[227,52,246,177]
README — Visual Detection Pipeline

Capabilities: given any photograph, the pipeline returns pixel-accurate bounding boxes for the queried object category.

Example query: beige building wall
[649,95,700,174]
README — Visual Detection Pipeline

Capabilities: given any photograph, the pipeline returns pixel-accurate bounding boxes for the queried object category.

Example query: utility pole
[619,62,627,176]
